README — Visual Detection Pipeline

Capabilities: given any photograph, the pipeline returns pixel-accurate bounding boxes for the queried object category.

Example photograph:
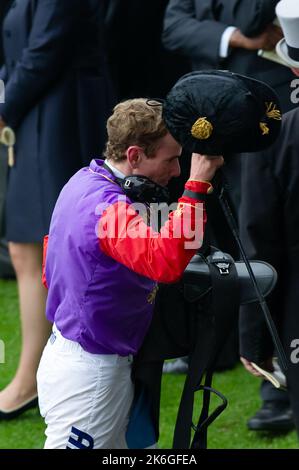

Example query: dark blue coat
[0,0,114,242]
[239,107,299,432]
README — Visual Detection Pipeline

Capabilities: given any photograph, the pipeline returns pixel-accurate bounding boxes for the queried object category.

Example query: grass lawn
[0,279,298,449]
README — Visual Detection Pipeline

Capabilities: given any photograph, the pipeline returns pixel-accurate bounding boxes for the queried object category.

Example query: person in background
[104,0,189,101]
[162,2,296,428]
[0,0,13,279]
[0,0,114,420]
[240,0,299,435]
[163,0,295,113]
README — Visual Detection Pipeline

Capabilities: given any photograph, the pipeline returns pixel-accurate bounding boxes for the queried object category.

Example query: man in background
[240,0,299,435]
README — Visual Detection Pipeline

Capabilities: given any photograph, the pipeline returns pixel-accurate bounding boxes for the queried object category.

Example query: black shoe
[247,401,295,432]
[0,396,38,420]
[163,358,189,374]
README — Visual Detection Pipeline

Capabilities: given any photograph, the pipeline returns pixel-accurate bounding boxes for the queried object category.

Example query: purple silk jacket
[44,159,157,356]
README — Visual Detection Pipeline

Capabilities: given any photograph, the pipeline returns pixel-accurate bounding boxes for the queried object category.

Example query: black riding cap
[163,70,282,154]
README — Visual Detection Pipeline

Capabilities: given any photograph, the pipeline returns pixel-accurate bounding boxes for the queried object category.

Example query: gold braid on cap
[191,117,213,140]
[260,102,282,136]
[260,122,270,135]
[265,102,282,120]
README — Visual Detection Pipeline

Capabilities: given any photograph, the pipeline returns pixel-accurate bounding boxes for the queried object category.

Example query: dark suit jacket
[239,108,299,431]
[163,0,295,112]
[0,0,114,242]
[104,0,189,99]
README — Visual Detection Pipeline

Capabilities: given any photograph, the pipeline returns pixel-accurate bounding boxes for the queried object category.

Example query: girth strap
[173,250,239,448]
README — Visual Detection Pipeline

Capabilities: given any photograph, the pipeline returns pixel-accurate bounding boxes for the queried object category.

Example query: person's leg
[247,379,294,432]
[260,380,289,403]
[37,327,134,449]
[282,296,299,435]
[0,242,51,411]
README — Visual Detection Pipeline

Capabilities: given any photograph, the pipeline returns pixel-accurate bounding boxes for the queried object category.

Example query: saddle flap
[183,253,277,304]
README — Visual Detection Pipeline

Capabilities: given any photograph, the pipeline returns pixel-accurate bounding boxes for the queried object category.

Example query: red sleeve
[98,180,212,283]
[42,235,49,289]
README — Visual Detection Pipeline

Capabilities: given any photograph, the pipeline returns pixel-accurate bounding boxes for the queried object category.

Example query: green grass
[0,279,298,449]
[160,369,298,449]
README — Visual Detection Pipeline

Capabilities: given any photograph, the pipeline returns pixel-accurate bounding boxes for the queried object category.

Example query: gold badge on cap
[260,122,270,135]
[260,102,281,136]
[265,102,281,121]
[191,117,213,140]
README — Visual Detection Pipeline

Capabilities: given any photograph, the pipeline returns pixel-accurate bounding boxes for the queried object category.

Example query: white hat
[276,0,299,68]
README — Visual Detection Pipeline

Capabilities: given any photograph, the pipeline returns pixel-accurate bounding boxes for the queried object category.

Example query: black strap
[102,161,121,184]
[172,297,214,449]
[191,251,240,449]
[191,377,228,449]
[172,252,239,449]
[183,189,207,201]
